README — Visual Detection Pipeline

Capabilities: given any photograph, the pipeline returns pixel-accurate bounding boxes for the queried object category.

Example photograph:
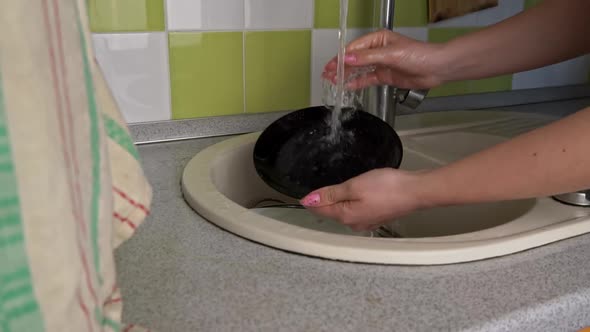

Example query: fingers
[323,54,357,72]
[324,29,399,72]
[346,29,396,52]
[324,48,390,72]
[322,49,393,87]
[300,182,353,208]
[345,72,381,90]
[343,48,393,68]
[321,68,381,89]
[309,202,351,222]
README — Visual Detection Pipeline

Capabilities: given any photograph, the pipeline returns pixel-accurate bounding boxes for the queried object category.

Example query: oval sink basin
[182,111,590,265]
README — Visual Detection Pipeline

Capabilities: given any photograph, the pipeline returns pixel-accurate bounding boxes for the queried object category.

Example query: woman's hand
[325,0,590,90]
[299,168,428,231]
[322,30,448,90]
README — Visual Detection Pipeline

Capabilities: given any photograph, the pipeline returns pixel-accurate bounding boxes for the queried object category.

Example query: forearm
[438,0,590,82]
[419,107,590,207]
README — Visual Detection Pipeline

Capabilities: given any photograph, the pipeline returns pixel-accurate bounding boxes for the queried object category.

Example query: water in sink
[251,206,371,237]
[250,198,535,239]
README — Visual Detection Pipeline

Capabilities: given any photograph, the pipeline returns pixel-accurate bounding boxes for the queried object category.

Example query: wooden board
[428,0,499,23]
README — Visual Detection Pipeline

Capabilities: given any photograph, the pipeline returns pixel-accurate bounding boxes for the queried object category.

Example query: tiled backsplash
[89,0,590,123]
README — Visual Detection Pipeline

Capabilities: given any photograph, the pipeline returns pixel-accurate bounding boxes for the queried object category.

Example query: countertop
[117,98,590,332]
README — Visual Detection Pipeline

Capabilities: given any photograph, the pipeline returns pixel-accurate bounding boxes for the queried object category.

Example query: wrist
[410,168,452,210]
[431,40,469,84]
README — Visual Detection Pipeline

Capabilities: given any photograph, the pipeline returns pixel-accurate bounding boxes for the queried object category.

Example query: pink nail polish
[345,55,357,63]
[301,193,321,207]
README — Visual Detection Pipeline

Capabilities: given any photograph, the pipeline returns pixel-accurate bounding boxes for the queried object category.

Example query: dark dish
[253,106,403,199]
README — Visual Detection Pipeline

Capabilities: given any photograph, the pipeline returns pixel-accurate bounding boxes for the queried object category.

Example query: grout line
[242,0,247,114]
[92,28,319,34]
[162,0,173,121]
[310,0,315,106]
[243,30,247,114]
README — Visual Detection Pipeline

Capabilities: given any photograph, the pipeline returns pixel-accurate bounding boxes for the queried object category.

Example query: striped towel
[1,0,152,331]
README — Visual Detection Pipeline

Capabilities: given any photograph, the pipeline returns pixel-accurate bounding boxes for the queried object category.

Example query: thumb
[300,183,352,207]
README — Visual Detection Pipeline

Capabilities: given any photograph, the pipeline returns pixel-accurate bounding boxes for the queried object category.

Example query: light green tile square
[314,0,376,29]
[88,0,165,32]
[428,27,479,43]
[429,81,471,97]
[169,32,244,119]
[470,75,513,94]
[394,0,428,27]
[430,75,512,97]
[349,0,377,28]
[245,31,311,113]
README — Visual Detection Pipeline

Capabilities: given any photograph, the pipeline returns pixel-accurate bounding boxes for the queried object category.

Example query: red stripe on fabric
[77,289,95,332]
[113,187,150,215]
[51,0,98,303]
[41,0,98,325]
[51,0,87,238]
[40,0,76,220]
[114,212,137,230]
[77,240,98,302]
[123,324,135,332]
[104,297,122,306]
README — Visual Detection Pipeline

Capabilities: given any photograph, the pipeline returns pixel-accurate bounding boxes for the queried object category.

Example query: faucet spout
[365,0,429,128]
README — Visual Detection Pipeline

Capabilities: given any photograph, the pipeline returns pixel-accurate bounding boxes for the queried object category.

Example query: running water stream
[327,0,349,143]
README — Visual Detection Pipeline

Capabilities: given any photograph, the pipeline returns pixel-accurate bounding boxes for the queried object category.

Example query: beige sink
[181,111,590,265]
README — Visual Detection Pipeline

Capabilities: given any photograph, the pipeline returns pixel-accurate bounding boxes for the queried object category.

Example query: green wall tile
[169,32,244,119]
[429,81,471,98]
[428,27,511,96]
[428,27,479,43]
[524,0,544,9]
[394,0,428,27]
[245,31,311,113]
[88,0,165,32]
[349,0,377,28]
[470,75,513,94]
[314,0,376,29]
[431,74,513,97]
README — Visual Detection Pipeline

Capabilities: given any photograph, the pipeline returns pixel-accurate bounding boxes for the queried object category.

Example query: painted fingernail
[301,193,321,207]
[345,54,357,63]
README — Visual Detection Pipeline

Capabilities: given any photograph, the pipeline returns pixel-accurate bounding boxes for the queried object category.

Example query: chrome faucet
[364,0,429,128]
[554,190,590,207]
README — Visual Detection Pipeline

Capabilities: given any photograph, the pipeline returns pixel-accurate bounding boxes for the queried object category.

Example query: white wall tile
[245,0,313,29]
[513,55,590,90]
[167,0,245,31]
[429,0,524,27]
[92,33,171,123]
[310,29,372,106]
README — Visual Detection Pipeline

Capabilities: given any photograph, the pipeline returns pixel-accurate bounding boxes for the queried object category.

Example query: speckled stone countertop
[117,98,590,332]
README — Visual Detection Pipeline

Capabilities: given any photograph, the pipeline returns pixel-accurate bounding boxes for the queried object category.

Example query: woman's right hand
[323,29,449,90]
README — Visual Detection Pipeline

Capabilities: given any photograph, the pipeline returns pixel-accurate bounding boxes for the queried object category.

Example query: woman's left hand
[300,168,427,231]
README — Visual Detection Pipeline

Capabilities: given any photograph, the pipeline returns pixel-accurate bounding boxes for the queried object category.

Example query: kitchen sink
[181,111,590,265]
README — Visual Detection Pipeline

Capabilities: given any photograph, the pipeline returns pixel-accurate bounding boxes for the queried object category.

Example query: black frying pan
[253,106,403,199]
